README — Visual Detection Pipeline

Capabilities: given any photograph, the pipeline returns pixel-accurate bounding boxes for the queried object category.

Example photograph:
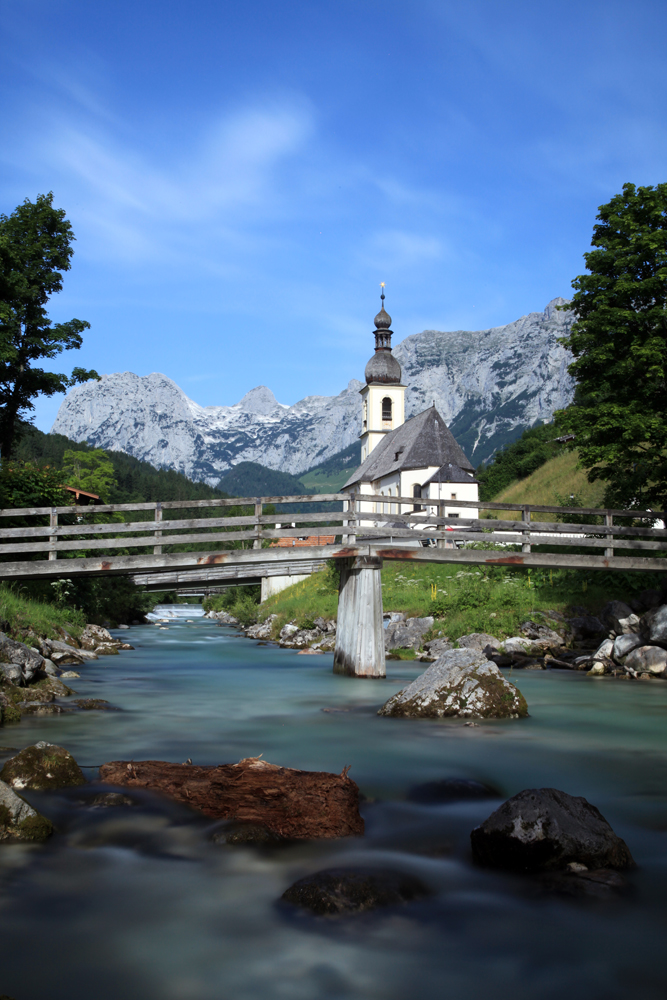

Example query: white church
[343,290,479,522]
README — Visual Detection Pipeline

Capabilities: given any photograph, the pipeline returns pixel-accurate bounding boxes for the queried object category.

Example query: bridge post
[333,556,385,678]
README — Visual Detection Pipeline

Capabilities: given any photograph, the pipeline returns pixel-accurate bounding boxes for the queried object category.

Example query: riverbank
[210,561,667,648]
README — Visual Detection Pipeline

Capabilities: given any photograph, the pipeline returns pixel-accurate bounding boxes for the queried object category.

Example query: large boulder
[566,614,606,645]
[0,633,44,684]
[0,779,53,842]
[378,649,528,719]
[246,615,278,640]
[457,633,500,652]
[98,756,364,839]
[0,742,85,790]
[640,605,667,648]
[421,636,452,659]
[470,788,634,872]
[625,646,667,676]
[612,633,644,662]
[78,624,117,650]
[281,868,429,916]
[384,617,434,651]
[599,601,640,635]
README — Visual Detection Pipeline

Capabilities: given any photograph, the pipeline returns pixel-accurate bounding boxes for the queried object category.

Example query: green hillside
[215,461,306,497]
[487,448,606,519]
[299,442,360,493]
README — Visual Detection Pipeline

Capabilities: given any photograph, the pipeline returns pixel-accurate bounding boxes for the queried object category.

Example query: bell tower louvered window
[382,397,392,423]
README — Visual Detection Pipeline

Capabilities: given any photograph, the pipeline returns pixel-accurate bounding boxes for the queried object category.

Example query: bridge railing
[0,492,665,571]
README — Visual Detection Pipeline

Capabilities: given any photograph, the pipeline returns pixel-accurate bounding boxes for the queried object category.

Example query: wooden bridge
[1,492,665,677]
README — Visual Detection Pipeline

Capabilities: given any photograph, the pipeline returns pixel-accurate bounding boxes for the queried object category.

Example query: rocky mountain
[52,298,575,484]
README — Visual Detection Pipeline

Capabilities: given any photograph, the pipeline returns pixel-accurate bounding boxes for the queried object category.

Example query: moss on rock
[0,742,85,790]
[378,649,528,720]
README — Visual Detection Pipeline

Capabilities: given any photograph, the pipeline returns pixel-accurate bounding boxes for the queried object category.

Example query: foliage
[0,193,99,457]
[203,585,262,627]
[15,424,230,504]
[19,575,154,627]
[61,448,118,500]
[0,459,70,512]
[475,422,564,501]
[556,182,667,512]
[0,582,85,642]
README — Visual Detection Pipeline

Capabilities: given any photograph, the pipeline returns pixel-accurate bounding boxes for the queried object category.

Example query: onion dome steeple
[364,284,402,385]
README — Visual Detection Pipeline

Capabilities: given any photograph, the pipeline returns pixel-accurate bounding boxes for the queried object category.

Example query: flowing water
[2,608,667,1000]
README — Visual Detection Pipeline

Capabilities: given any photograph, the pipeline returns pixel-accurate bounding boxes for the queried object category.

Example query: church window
[382,397,392,422]
[362,399,368,430]
[413,483,422,512]
[451,492,457,500]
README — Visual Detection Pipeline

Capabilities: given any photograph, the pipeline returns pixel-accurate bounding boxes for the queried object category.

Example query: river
[1,608,667,1000]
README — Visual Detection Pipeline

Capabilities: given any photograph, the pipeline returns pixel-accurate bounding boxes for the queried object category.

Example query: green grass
[487,449,606,519]
[257,559,664,644]
[0,584,86,643]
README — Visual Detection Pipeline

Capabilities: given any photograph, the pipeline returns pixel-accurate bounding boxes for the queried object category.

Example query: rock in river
[98,755,364,839]
[378,649,528,719]
[0,742,85,790]
[624,645,667,675]
[0,779,53,842]
[470,788,634,872]
[281,867,429,916]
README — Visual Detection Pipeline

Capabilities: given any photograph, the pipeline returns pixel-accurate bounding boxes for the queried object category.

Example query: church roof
[422,462,479,486]
[344,406,475,489]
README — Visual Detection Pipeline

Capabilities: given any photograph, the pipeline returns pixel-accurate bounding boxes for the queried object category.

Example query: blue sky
[1,0,666,431]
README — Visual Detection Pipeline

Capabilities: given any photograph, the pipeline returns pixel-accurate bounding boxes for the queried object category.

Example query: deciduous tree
[0,193,99,458]
[556,182,667,512]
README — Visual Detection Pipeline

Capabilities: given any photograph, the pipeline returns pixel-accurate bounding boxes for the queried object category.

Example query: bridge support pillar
[333,556,385,678]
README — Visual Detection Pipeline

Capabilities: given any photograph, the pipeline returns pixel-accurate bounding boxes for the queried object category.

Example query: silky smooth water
[2,612,667,1000]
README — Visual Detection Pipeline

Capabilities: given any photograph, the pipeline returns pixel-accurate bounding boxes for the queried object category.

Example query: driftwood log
[98,756,364,839]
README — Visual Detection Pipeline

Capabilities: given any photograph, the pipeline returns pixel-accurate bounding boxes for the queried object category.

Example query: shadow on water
[1,609,667,999]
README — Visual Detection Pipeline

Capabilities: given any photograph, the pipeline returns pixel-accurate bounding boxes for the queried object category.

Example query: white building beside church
[344,291,479,523]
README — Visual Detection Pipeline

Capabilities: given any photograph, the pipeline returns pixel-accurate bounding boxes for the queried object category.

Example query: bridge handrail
[0,491,665,521]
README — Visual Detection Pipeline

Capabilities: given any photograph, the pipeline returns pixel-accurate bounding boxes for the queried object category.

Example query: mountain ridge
[52,298,575,485]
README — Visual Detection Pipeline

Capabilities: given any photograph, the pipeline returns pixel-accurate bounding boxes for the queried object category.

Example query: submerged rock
[0,779,53,842]
[378,649,528,719]
[98,756,364,839]
[212,822,284,846]
[470,788,634,872]
[74,699,119,711]
[0,742,85,791]
[281,867,429,916]
[407,777,500,804]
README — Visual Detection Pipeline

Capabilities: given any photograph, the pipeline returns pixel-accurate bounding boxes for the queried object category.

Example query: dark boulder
[98,756,364,839]
[599,601,639,635]
[1,742,85,791]
[640,605,667,648]
[281,867,429,916]
[566,615,606,645]
[470,788,634,872]
[407,777,500,804]
[638,589,662,611]
[74,699,119,711]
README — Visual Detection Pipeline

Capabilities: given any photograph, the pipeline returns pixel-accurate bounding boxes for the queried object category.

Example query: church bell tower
[359,285,406,462]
